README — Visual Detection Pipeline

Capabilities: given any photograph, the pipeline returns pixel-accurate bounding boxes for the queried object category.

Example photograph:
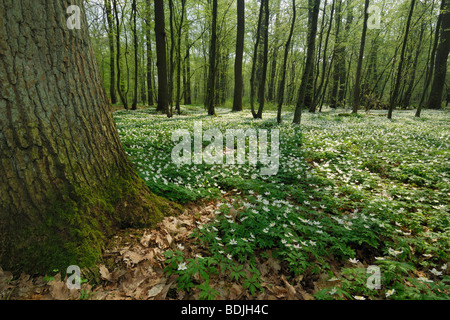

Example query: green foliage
[116,108,450,300]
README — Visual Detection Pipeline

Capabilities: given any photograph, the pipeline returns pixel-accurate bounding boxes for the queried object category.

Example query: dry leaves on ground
[0,199,332,300]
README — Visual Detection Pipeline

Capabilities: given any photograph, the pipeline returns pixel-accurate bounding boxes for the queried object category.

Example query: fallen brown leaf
[281,275,297,300]
[121,250,146,266]
[154,275,177,300]
[99,265,113,282]
[148,283,165,298]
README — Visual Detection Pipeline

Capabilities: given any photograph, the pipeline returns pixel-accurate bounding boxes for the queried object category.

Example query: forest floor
[1,106,449,300]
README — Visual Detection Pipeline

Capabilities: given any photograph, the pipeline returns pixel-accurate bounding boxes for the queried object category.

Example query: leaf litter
[0,198,340,300]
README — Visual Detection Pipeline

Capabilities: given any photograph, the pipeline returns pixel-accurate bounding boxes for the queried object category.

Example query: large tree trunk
[293,0,320,124]
[232,0,245,112]
[427,0,450,110]
[154,0,170,115]
[0,0,180,274]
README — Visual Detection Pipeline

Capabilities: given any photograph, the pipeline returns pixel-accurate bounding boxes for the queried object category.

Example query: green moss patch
[1,169,182,275]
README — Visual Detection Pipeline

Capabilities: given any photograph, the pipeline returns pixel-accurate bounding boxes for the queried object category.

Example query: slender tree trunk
[313,0,328,111]
[368,35,379,99]
[184,31,192,105]
[182,4,191,105]
[0,0,180,274]
[124,29,131,105]
[250,0,265,118]
[352,0,370,114]
[318,52,335,111]
[268,47,279,102]
[388,0,416,119]
[232,0,245,112]
[338,8,353,108]
[330,0,342,109]
[256,0,270,119]
[293,0,321,124]
[288,57,296,103]
[140,51,147,103]
[175,0,186,115]
[416,1,443,117]
[268,0,282,103]
[314,0,336,111]
[205,0,218,116]
[277,0,296,123]
[304,65,315,112]
[154,0,170,116]
[218,50,229,105]
[344,52,354,106]
[113,0,128,109]
[168,0,175,116]
[427,0,450,110]
[132,0,138,110]
[105,0,117,105]
[146,0,154,106]
[401,23,425,108]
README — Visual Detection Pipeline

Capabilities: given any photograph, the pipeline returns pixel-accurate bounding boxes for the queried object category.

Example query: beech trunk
[0,0,179,274]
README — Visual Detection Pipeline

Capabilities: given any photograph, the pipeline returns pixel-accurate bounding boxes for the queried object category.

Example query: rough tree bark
[0,0,180,274]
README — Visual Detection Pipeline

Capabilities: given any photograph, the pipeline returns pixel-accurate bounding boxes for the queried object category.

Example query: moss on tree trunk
[2,166,181,275]
[0,0,182,275]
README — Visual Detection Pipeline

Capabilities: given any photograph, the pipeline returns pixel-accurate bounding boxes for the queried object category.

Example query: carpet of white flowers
[114,107,450,300]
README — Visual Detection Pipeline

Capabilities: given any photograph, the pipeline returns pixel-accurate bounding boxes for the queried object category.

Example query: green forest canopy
[86,0,449,116]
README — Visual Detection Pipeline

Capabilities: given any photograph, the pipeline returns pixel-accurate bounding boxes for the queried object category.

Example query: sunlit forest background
[85,0,449,113]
